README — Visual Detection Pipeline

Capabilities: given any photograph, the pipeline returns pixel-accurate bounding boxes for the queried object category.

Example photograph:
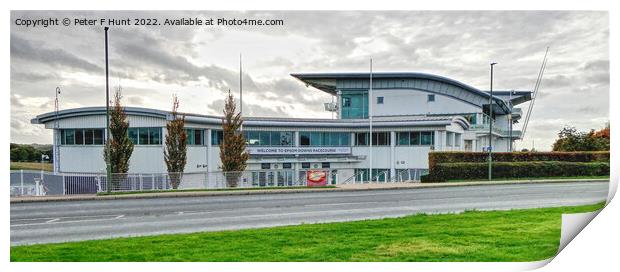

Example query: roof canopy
[291,72,532,114]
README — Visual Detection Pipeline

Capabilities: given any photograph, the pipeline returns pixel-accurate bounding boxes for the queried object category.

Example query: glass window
[128,128,139,145]
[186,129,195,145]
[377,96,384,104]
[356,133,368,146]
[321,162,330,169]
[270,132,280,146]
[93,129,104,145]
[84,129,94,145]
[75,129,84,145]
[301,162,311,169]
[261,163,271,170]
[281,132,293,146]
[150,128,161,145]
[410,132,420,145]
[139,128,149,145]
[300,132,310,146]
[421,131,434,145]
[342,97,351,107]
[194,129,203,145]
[248,131,260,146]
[397,132,409,145]
[455,133,462,147]
[259,132,270,146]
[211,130,223,146]
[282,163,292,169]
[427,94,435,102]
[65,129,75,145]
[60,130,66,145]
[310,132,321,146]
[340,133,350,146]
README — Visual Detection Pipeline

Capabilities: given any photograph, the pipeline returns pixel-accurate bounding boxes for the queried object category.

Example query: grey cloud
[11,34,102,73]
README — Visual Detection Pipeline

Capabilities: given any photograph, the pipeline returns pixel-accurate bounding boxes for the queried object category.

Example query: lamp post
[104,27,111,193]
[488,62,497,181]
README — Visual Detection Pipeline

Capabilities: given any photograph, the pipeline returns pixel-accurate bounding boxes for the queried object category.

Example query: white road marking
[45,218,60,223]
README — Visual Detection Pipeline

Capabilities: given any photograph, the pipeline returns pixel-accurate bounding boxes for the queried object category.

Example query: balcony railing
[470,124,522,138]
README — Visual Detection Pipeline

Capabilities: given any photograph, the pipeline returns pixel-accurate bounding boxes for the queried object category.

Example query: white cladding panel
[393,146,431,169]
[351,146,392,169]
[45,115,165,129]
[186,146,208,173]
[372,89,479,116]
[127,147,166,173]
[58,146,106,173]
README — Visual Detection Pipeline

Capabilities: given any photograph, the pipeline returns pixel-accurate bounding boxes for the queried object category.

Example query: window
[243,131,294,146]
[299,132,350,146]
[185,128,204,145]
[261,163,271,170]
[376,96,384,104]
[321,162,331,169]
[128,127,162,145]
[301,162,311,169]
[60,129,106,145]
[341,90,368,119]
[446,132,454,146]
[455,133,462,147]
[421,131,434,145]
[128,128,139,145]
[93,129,104,145]
[427,94,435,102]
[396,131,434,146]
[354,132,391,146]
[282,163,292,169]
[139,128,149,145]
[65,130,75,145]
[211,130,223,146]
[342,97,351,107]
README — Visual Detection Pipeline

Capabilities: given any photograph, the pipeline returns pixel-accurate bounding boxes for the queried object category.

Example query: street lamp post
[488,62,497,181]
[104,27,111,193]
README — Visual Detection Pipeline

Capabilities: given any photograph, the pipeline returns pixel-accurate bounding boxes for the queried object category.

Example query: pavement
[10,178,609,203]
[10,180,609,246]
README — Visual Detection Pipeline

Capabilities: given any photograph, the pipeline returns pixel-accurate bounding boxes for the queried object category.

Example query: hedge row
[428,151,610,172]
[421,161,610,182]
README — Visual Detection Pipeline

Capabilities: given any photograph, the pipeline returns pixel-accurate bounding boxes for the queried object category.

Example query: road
[11,181,608,246]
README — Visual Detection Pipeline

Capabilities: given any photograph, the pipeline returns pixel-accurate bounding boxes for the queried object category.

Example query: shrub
[428,151,609,173]
[423,161,609,182]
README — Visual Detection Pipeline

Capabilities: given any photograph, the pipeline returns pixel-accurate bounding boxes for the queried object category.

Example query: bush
[428,151,610,173]
[423,161,610,182]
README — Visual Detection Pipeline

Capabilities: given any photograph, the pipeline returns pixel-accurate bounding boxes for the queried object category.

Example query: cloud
[9,10,609,151]
[11,34,102,73]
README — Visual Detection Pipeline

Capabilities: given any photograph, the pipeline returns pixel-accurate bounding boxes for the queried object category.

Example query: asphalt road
[10,181,609,246]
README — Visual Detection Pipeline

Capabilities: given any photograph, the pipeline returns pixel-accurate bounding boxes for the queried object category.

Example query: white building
[32,72,531,184]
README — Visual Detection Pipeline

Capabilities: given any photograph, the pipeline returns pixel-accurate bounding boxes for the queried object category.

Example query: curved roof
[290,72,528,114]
[32,106,470,130]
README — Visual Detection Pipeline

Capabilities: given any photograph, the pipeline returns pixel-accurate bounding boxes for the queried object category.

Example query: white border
[3,1,617,272]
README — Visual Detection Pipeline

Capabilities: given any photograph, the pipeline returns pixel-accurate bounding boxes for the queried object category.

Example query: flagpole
[239,53,243,131]
[368,58,373,182]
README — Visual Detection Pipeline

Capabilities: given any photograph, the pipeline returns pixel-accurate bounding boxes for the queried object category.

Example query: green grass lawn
[10,162,53,171]
[96,185,337,196]
[10,202,605,262]
[445,176,610,183]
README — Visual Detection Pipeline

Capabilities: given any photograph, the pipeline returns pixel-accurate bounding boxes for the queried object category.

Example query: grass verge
[10,162,53,171]
[10,202,605,262]
[96,186,337,196]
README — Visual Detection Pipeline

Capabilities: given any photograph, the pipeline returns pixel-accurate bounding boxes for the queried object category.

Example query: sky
[10,11,609,150]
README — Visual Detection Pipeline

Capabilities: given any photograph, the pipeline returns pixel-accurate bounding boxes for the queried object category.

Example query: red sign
[306,170,327,187]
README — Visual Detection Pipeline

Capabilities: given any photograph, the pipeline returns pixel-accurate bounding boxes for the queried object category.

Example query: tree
[552,125,610,151]
[219,91,249,187]
[103,88,134,189]
[164,96,187,189]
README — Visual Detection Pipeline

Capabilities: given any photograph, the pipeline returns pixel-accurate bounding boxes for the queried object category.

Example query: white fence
[10,168,423,197]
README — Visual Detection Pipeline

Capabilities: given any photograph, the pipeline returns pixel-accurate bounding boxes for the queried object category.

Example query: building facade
[32,72,531,184]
